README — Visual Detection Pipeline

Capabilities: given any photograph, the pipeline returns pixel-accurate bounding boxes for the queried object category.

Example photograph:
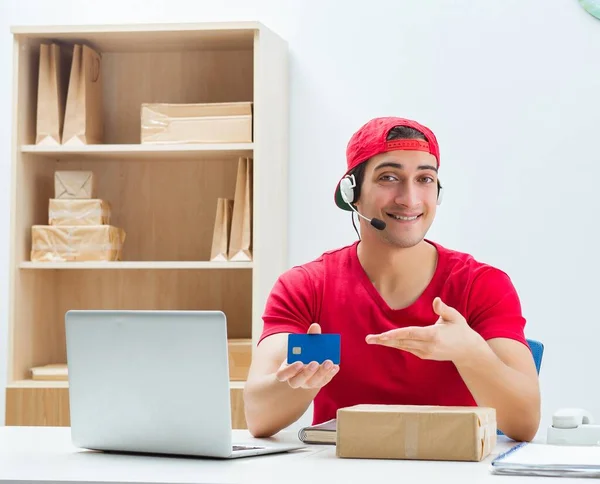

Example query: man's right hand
[274,323,340,389]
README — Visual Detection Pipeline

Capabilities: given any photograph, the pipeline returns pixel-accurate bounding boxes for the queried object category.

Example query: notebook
[298,418,337,444]
[490,442,600,477]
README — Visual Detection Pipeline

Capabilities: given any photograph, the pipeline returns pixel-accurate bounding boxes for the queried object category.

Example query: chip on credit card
[287,333,341,365]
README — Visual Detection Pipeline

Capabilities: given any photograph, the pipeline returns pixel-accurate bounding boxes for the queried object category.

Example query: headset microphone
[345,202,386,230]
[339,175,387,231]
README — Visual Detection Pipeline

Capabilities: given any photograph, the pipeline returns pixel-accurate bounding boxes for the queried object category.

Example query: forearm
[455,339,541,442]
[243,373,318,438]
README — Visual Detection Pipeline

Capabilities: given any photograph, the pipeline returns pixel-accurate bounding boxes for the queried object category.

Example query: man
[243,117,541,442]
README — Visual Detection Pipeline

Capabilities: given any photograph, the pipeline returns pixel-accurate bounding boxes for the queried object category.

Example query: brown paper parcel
[31,225,125,262]
[30,364,68,381]
[141,102,252,144]
[49,199,110,226]
[336,404,496,462]
[210,198,233,261]
[228,157,253,261]
[35,43,70,145]
[55,171,95,199]
[62,44,103,145]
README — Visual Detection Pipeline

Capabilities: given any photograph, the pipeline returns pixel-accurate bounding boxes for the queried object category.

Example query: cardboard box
[31,225,126,262]
[30,364,68,381]
[55,171,95,199]
[49,199,110,226]
[228,339,252,381]
[141,102,252,144]
[336,404,496,462]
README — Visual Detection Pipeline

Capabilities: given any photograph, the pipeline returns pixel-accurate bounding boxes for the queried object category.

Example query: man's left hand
[365,297,485,365]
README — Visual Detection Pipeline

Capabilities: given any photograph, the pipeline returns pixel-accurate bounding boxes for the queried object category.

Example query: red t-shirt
[259,239,528,425]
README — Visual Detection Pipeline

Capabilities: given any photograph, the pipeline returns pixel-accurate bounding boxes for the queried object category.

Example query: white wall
[1,0,599,435]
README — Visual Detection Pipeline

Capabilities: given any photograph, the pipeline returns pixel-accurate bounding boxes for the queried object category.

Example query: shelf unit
[5,22,288,429]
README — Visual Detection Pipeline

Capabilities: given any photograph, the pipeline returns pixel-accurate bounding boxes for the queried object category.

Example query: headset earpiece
[340,175,356,205]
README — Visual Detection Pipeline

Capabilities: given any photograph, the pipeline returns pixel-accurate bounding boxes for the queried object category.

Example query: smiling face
[355,149,439,248]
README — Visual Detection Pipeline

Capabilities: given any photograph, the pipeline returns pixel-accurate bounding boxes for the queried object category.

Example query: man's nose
[394,183,419,207]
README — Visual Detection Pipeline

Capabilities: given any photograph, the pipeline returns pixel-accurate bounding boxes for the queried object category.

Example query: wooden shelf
[7,379,245,389]
[10,21,260,52]
[5,380,247,428]
[19,261,253,270]
[7,21,288,430]
[8,380,69,388]
[21,143,254,161]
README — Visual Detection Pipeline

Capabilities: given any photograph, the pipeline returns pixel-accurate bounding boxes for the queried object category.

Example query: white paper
[307,419,337,432]
[491,442,600,477]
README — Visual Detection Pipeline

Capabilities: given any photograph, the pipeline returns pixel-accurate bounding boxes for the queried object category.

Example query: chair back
[527,338,544,374]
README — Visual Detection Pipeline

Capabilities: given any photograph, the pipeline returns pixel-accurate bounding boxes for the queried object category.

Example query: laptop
[64,309,305,458]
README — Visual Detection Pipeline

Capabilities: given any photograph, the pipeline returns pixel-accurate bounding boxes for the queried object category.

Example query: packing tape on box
[32,227,121,253]
[32,243,118,253]
[476,412,495,456]
[404,419,419,459]
[49,207,108,220]
[145,111,169,128]
[146,113,248,127]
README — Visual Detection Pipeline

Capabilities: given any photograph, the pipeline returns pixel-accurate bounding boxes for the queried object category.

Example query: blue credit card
[287,333,341,365]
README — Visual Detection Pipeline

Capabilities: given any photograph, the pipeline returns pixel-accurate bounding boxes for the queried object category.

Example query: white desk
[0,426,582,483]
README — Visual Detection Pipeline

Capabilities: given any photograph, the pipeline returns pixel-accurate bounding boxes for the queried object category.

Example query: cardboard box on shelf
[141,101,252,144]
[30,364,68,381]
[336,404,496,462]
[31,225,126,262]
[55,171,95,199]
[49,199,110,226]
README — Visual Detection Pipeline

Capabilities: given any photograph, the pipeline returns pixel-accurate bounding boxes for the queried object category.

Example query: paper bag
[36,43,69,145]
[228,157,253,261]
[228,339,252,380]
[210,198,233,261]
[62,44,103,145]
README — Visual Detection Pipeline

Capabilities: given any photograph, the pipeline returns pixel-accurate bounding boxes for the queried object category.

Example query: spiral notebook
[297,418,337,444]
[490,442,600,478]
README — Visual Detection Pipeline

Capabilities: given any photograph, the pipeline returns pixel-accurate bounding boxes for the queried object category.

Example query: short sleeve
[258,266,316,345]
[466,268,528,347]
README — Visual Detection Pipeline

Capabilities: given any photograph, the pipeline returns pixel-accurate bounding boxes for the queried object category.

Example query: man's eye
[379,175,397,181]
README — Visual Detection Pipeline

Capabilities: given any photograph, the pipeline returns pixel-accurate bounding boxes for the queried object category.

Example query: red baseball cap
[334,117,440,211]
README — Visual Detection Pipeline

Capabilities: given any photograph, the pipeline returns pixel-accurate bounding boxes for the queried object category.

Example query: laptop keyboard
[233,445,266,451]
